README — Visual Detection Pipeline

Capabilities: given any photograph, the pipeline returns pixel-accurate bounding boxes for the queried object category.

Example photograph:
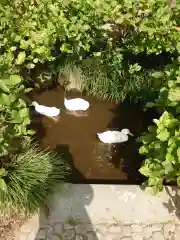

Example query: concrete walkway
[14,184,180,240]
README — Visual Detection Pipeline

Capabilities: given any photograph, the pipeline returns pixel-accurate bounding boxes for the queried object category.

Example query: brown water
[28,87,156,184]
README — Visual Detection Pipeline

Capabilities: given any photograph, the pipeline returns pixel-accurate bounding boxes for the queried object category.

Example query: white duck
[97,129,133,144]
[31,101,60,121]
[64,97,89,115]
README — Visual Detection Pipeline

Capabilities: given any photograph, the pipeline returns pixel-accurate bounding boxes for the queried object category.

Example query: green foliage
[138,58,180,193]
[0,0,180,198]
[137,111,180,194]
[0,140,70,215]
[0,71,33,158]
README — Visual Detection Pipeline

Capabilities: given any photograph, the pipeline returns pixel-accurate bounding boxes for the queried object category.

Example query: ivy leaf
[157,129,170,141]
[0,178,7,192]
[168,88,180,102]
[16,51,26,65]
[177,176,180,186]
[151,71,164,78]
[139,146,149,154]
[176,42,180,53]
[6,75,22,86]
[0,93,11,106]
[11,110,22,123]
[145,102,155,108]
[0,79,10,93]
[26,129,36,135]
[177,148,180,160]
[19,108,29,118]
[24,88,33,93]
[0,168,6,177]
[139,166,150,177]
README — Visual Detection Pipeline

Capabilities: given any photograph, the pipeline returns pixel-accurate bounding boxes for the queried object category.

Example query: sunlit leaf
[157,129,170,141]
[0,178,7,192]
[168,88,180,102]
[139,166,150,176]
[19,108,29,118]
[0,93,11,106]
[27,130,36,135]
[151,71,164,78]
[0,168,6,177]
[16,51,26,65]
[177,176,180,186]
[0,79,10,93]
[6,75,22,86]
[139,146,149,154]
[24,88,33,93]
[145,102,155,108]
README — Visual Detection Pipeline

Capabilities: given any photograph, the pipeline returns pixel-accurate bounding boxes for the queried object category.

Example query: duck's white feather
[31,101,60,117]
[97,129,132,144]
[64,97,89,111]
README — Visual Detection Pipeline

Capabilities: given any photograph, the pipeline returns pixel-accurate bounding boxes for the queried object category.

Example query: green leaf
[151,71,164,78]
[0,93,11,106]
[0,168,6,177]
[145,102,155,108]
[168,88,180,102]
[153,119,160,126]
[26,130,36,135]
[11,110,22,123]
[0,79,10,93]
[7,75,22,86]
[16,51,26,65]
[176,42,180,53]
[177,176,180,186]
[139,166,150,177]
[24,88,33,93]
[177,148,180,160]
[26,63,35,69]
[165,153,175,162]
[157,129,170,141]
[0,178,7,192]
[19,108,29,118]
[139,146,148,154]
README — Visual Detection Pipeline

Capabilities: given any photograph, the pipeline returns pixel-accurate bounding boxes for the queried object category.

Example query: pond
[27,87,156,184]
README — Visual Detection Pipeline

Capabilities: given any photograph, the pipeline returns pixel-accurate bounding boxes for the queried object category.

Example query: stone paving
[17,221,180,240]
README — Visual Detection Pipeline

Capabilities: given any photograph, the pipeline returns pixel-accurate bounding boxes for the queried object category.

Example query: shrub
[0,139,70,215]
[0,0,180,197]
[137,111,180,194]
[138,60,180,193]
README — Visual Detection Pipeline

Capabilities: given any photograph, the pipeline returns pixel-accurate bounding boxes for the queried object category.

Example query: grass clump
[55,57,167,103]
[0,139,70,216]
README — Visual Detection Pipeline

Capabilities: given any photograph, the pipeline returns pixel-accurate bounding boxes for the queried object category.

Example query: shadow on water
[107,100,158,183]
[34,144,98,240]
